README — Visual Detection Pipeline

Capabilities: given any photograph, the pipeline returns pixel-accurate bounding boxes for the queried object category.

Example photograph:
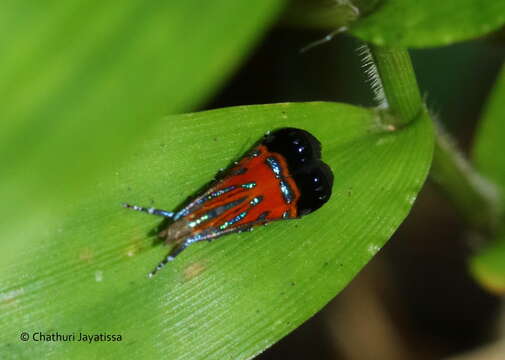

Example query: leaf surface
[349,1,505,48]
[471,63,505,292]
[0,102,434,359]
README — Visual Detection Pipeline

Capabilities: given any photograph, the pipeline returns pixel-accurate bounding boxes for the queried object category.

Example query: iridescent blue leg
[147,240,192,278]
[122,203,174,218]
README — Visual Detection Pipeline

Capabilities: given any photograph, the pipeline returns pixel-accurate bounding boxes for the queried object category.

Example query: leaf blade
[0,102,434,358]
[470,63,505,292]
[349,1,505,48]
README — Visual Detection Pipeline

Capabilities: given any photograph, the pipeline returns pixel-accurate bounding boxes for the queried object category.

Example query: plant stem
[368,45,423,127]
[368,43,500,232]
[431,124,501,233]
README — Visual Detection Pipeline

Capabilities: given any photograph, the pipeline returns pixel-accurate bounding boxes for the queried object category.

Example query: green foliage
[284,0,505,48]
[0,0,284,225]
[285,0,505,48]
[351,1,505,47]
[282,0,362,29]
[470,63,505,292]
[473,64,505,196]
[1,103,433,358]
[470,231,505,293]
[1,0,504,358]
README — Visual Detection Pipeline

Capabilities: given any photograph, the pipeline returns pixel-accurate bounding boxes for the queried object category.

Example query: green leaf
[281,0,362,29]
[473,63,505,194]
[0,102,434,358]
[470,231,505,294]
[470,63,505,292]
[0,0,285,223]
[350,1,505,48]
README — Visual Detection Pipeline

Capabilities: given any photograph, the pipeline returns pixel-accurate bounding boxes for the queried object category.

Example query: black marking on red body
[262,128,334,215]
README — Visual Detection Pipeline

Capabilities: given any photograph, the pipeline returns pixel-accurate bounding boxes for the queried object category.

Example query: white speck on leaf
[367,244,380,255]
[1,288,25,303]
[407,193,417,205]
[375,136,394,146]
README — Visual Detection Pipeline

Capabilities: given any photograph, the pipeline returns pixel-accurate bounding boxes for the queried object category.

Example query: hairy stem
[367,43,499,232]
[368,45,423,127]
[431,123,501,233]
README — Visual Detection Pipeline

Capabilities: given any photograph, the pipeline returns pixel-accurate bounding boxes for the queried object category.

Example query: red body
[160,144,301,246]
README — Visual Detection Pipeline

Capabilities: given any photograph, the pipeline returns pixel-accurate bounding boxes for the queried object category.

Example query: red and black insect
[124,128,333,277]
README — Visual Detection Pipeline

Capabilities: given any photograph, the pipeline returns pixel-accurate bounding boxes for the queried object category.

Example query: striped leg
[148,241,192,278]
[122,203,174,218]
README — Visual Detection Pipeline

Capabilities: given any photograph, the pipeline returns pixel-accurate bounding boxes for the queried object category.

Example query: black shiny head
[263,127,333,216]
[263,128,321,170]
[295,162,334,215]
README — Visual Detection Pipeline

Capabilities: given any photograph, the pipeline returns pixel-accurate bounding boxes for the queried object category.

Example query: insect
[124,127,334,277]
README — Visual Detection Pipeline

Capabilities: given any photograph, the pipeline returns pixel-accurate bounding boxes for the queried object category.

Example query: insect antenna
[299,26,348,53]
